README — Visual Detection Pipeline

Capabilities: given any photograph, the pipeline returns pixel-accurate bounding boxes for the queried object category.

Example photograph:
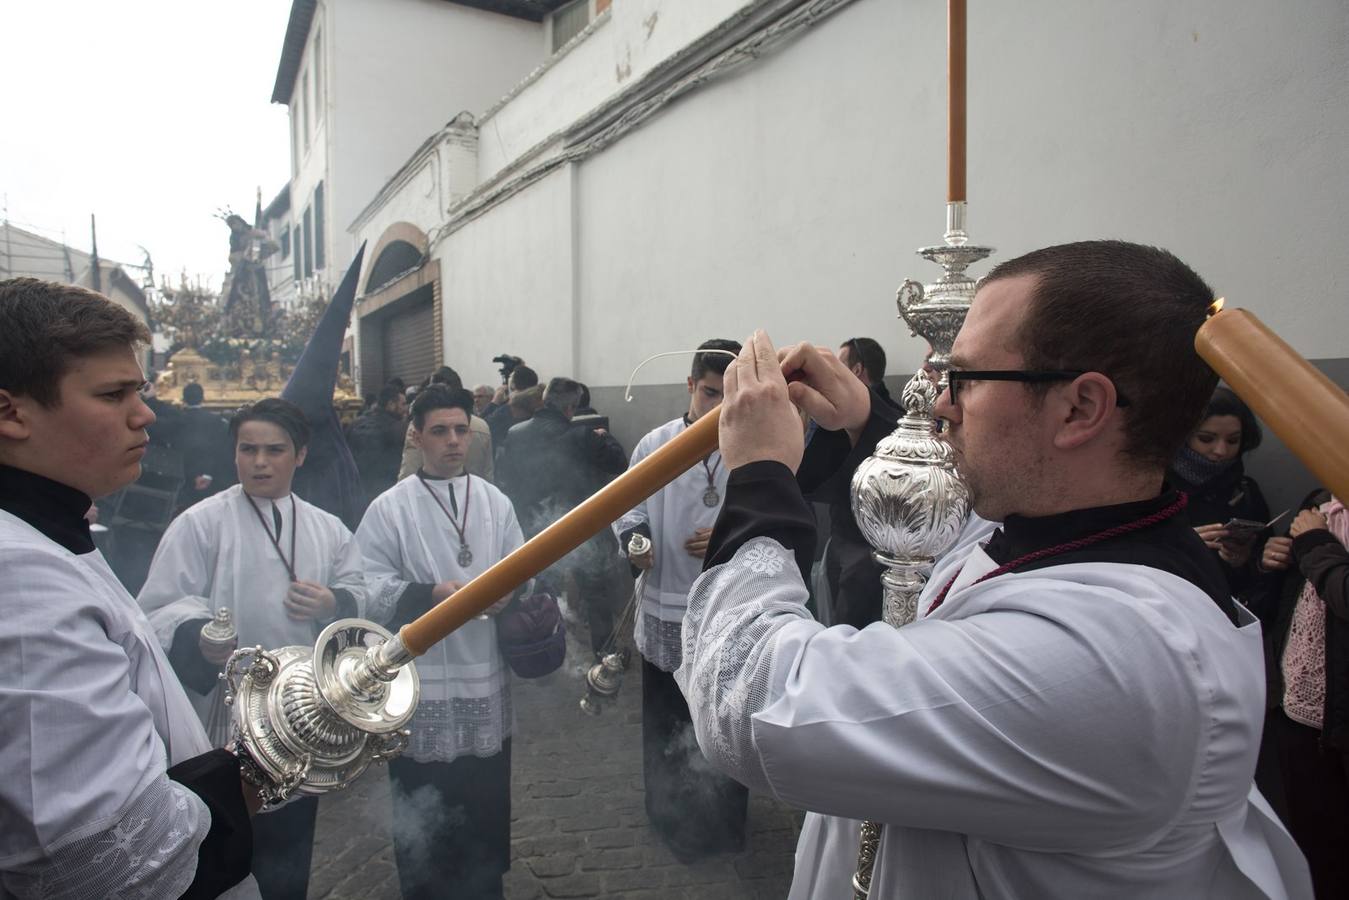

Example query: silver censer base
[222,618,420,805]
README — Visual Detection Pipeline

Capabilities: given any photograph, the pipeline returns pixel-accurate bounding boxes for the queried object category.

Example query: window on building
[292,112,300,173]
[551,0,591,53]
[293,221,302,281]
[302,206,313,279]
[314,183,326,270]
[280,226,291,260]
[314,30,323,123]
[301,70,310,151]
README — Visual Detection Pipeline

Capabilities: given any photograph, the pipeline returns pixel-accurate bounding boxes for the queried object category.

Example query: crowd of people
[2,238,1344,898]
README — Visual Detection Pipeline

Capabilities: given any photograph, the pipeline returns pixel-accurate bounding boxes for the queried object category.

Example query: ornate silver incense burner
[222,619,419,806]
[848,201,989,898]
[199,607,237,651]
[580,651,627,716]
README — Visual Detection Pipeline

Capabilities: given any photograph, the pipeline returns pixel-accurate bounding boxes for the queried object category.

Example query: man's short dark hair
[577,383,591,410]
[183,382,205,406]
[377,384,403,409]
[1199,386,1263,454]
[412,384,474,430]
[386,377,406,391]
[984,240,1218,470]
[230,398,311,451]
[509,365,539,391]
[841,337,886,383]
[430,366,463,391]
[0,277,151,408]
[691,339,742,381]
[543,377,583,414]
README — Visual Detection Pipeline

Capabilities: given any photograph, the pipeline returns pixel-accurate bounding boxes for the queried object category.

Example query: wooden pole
[400,408,723,655]
[948,0,967,203]
[1195,307,1349,503]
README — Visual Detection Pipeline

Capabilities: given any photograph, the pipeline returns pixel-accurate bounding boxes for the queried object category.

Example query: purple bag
[495,592,566,678]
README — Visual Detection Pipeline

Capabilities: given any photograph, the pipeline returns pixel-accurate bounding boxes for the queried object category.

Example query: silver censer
[222,620,421,806]
[848,201,989,898]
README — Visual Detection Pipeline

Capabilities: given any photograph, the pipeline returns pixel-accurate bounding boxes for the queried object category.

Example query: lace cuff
[2,775,208,900]
[676,537,816,797]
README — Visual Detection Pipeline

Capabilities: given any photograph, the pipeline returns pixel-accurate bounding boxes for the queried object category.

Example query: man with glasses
[674,241,1310,897]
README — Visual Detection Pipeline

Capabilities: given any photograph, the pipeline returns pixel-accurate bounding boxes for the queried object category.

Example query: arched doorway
[356,223,442,393]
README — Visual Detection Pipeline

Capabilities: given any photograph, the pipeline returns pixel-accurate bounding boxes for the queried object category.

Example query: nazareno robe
[614,416,730,672]
[138,484,367,746]
[0,465,257,899]
[676,459,1313,899]
[355,472,524,762]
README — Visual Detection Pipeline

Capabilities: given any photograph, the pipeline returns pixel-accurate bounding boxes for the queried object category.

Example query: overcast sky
[1,1,293,292]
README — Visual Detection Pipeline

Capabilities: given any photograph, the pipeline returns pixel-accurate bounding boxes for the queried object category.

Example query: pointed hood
[283,243,367,528]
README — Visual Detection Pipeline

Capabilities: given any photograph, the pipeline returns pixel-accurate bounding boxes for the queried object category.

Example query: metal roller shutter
[381,297,435,387]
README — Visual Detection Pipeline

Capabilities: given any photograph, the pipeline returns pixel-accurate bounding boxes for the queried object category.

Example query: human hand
[628,546,654,570]
[720,331,804,472]
[1260,536,1294,572]
[284,581,336,621]
[195,474,213,491]
[1218,537,1253,567]
[1194,523,1229,551]
[432,579,466,603]
[684,527,713,559]
[1290,508,1328,539]
[198,631,237,666]
[776,341,872,438]
[492,385,508,405]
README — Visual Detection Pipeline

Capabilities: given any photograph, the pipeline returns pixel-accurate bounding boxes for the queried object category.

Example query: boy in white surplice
[614,338,747,861]
[140,397,366,899]
[1,277,260,898]
[356,385,523,900]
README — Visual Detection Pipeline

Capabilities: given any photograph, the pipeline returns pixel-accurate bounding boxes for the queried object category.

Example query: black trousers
[388,742,512,900]
[1271,712,1349,899]
[250,794,318,900]
[641,660,748,859]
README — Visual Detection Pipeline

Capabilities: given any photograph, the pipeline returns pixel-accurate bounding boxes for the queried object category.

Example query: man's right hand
[777,342,872,440]
[432,580,466,603]
[629,546,654,570]
[1194,523,1229,551]
[199,632,237,667]
[1260,536,1294,572]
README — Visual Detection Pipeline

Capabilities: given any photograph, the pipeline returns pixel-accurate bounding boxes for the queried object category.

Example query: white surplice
[614,417,728,672]
[677,517,1313,899]
[0,510,263,899]
[138,484,368,746]
[356,473,523,763]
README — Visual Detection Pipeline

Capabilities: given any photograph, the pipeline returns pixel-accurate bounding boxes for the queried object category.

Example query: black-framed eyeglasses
[945,369,1131,407]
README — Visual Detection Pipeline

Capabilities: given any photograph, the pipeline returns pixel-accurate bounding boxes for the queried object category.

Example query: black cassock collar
[985,487,1238,625]
[0,463,95,554]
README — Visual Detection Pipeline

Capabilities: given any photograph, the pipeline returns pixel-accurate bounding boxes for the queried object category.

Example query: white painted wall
[441,167,578,384]
[330,0,543,265]
[477,0,752,180]
[353,0,1349,444]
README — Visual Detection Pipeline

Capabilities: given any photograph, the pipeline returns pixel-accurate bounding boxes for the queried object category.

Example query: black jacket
[497,407,627,539]
[346,407,406,507]
[1168,458,1270,597]
[1255,490,1349,751]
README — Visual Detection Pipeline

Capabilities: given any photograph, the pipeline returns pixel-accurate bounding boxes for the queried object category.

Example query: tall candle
[400,407,722,655]
[948,0,967,203]
[1195,307,1349,503]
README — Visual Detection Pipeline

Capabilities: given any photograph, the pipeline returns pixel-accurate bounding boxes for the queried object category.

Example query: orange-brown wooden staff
[401,407,722,652]
[1195,299,1349,503]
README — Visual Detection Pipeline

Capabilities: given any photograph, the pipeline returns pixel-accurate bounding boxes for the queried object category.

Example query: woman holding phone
[1168,386,1270,594]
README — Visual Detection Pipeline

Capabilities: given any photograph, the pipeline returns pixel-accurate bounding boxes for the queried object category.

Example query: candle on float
[948,0,967,203]
[1195,302,1349,503]
[401,406,722,655]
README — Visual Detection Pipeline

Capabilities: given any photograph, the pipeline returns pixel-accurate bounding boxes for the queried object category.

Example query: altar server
[678,243,1313,898]
[356,384,522,900]
[0,277,256,898]
[611,338,747,859]
[139,396,365,899]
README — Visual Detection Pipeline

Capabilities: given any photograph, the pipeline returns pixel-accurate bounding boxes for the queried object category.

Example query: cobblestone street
[306,616,801,899]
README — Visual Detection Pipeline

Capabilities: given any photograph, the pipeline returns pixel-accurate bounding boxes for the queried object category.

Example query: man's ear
[0,389,33,442]
[1052,373,1118,451]
[410,426,423,449]
[295,445,308,468]
[687,376,695,396]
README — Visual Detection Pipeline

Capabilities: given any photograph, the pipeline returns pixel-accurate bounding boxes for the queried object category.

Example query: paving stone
[585,827,638,850]
[526,854,578,878]
[538,872,603,898]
